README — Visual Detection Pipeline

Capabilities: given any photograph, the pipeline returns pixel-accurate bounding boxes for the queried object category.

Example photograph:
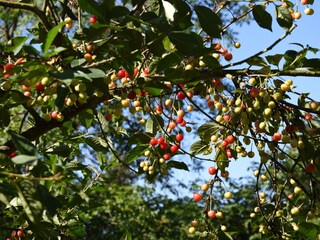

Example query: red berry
[51,110,58,119]
[118,69,126,78]
[9,152,17,158]
[90,16,97,24]
[207,210,216,218]
[249,88,260,98]
[4,63,14,72]
[305,163,316,173]
[193,192,202,202]
[272,132,282,142]
[224,52,233,61]
[150,138,158,146]
[15,58,24,65]
[226,135,235,144]
[36,82,45,92]
[176,116,184,124]
[221,140,229,147]
[176,133,184,141]
[17,229,24,237]
[177,91,185,100]
[187,91,194,98]
[156,105,163,112]
[144,68,149,75]
[170,144,179,153]
[208,166,217,175]
[127,90,136,100]
[160,142,168,149]
[163,153,171,160]
[157,137,165,145]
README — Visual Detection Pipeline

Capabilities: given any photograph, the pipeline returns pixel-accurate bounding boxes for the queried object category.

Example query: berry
[221,140,229,147]
[272,132,282,142]
[36,82,45,92]
[249,88,259,98]
[207,210,216,218]
[170,144,179,153]
[4,63,14,72]
[176,116,184,124]
[176,133,184,141]
[305,163,316,173]
[51,110,58,119]
[127,90,136,100]
[208,166,217,175]
[224,191,232,199]
[90,16,98,24]
[193,192,202,202]
[157,137,165,145]
[118,69,126,78]
[226,135,235,144]
[224,52,233,61]
[177,91,185,100]
[160,142,168,150]
[163,153,171,160]
[17,229,24,237]
[150,138,158,146]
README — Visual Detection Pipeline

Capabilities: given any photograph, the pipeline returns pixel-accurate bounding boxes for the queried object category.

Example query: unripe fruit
[294,186,302,194]
[224,191,232,199]
[84,53,93,63]
[293,11,302,19]
[291,206,300,215]
[56,113,64,122]
[201,183,209,191]
[221,225,227,231]
[260,174,268,182]
[234,42,241,48]
[304,8,314,15]
[216,211,223,219]
[188,227,196,234]
[43,113,52,122]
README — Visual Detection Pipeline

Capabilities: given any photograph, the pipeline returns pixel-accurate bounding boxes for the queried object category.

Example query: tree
[0,0,319,239]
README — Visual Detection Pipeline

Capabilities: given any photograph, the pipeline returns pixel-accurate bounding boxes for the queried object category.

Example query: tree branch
[0,0,52,31]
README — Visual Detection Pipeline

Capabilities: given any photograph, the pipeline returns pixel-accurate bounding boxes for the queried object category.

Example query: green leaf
[299,222,318,239]
[71,58,87,68]
[144,82,171,96]
[55,85,69,111]
[78,0,106,22]
[302,58,320,70]
[252,5,272,31]
[43,47,67,58]
[8,130,37,156]
[198,122,219,141]
[190,140,210,155]
[0,107,10,127]
[275,5,293,29]
[79,109,94,128]
[42,21,66,53]
[216,147,228,171]
[146,115,164,135]
[84,137,108,152]
[66,223,87,238]
[6,36,28,55]
[168,31,204,56]
[246,56,268,67]
[11,155,38,165]
[108,6,130,18]
[194,5,222,38]
[266,54,283,66]
[157,51,183,72]
[121,232,132,240]
[126,144,149,164]
[167,160,189,171]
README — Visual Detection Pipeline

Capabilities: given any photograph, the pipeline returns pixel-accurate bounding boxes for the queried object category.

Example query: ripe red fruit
[226,135,235,144]
[90,16,98,24]
[156,105,163,112]
[36,82,45,92]
[176,133,184,141]
[221,140,229,147]
[249,88,260,98]
[220,48,228,56]
[305,113,312,121]
[224,52,233,61]
[4,63,14,72]
[177,91,186,100]
[193,192,202,202]
[208,166,217,175]
[272,132,282,142]
[17,229,24,237]
[144,68,149,75]
[187,91,194,98]
[118,69,126,78]
[104,112,112,121]
[163,153,171,161]
[127,90,136,100]
[305,163,316,173]
[157,137,165,145]
[9,152,17,158]
[150,138,158,146]
[170,144,179,153]
[176,116,184,124]
[51,110,58,119]
[160,142,168,150]
[300,0,308,4]
[213,79,222,86]
[207,210,216,218]
[223,114,231,122]
[15,58,24,65]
